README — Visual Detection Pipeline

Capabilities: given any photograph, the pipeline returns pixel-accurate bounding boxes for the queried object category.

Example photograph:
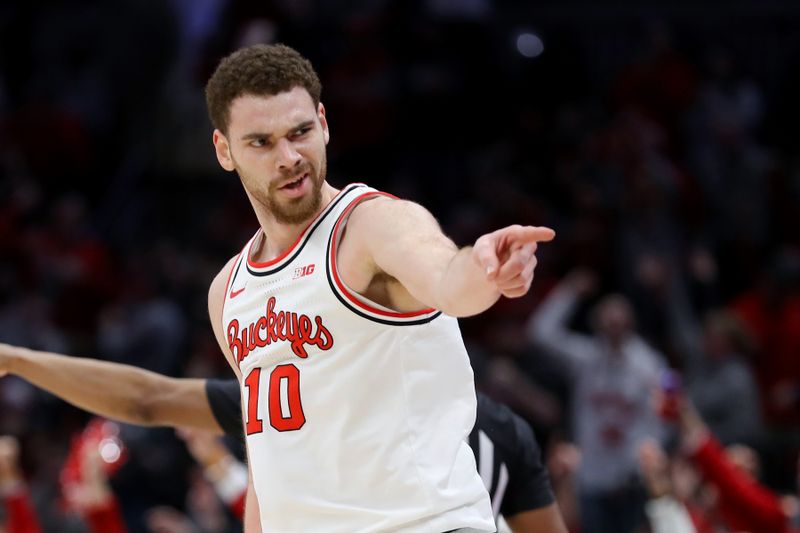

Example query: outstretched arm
[0,343,222,433]
[526,270,597,366]
[343,197,555,317]
[677,400,789,532]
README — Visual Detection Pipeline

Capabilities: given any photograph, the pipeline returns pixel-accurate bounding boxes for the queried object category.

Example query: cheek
[311,139,328,163]
[237,155,277,186]
[242,151,274,172]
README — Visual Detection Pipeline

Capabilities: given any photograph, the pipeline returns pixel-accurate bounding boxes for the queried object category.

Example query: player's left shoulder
[343,196,443,260]
[335,194,398,273]
[346,195,428,234]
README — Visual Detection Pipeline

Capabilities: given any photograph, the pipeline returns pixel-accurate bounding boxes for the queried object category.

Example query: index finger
[502,225,556,244]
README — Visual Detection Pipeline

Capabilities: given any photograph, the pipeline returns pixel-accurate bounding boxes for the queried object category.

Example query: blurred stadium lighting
[516,31,544,58]
[99,438,123,463]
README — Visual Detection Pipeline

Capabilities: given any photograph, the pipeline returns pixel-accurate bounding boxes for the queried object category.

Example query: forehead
[227,87,317,136]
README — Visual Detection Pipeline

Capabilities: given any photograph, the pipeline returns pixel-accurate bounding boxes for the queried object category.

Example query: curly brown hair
[205,44,322,134]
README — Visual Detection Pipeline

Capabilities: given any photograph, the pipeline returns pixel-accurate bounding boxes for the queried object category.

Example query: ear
[318,103,330,145]
[213,129,236,172]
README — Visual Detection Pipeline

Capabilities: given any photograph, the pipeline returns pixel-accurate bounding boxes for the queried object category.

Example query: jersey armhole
[325,192,443,326]
[220,233,255,324]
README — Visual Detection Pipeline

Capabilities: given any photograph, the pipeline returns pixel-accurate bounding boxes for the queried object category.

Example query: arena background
[1,1,799,531]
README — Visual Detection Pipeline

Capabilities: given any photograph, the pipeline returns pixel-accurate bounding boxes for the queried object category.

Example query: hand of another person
[0,436,22,488]
[562,268,597,297]
[653,386,708,451]
[472,225,555,298]
[62,441,114,512]
[638,439,672,498]
[146,506,197,533]
[176,428,229,469]
[546,441,581,483]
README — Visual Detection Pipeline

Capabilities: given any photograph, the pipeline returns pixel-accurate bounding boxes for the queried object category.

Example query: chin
[272,194,322,224]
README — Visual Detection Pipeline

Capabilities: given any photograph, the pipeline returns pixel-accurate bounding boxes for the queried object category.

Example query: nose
[275,138,302,170]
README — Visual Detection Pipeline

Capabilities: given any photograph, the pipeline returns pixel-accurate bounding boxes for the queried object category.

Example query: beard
[238,153,327,225]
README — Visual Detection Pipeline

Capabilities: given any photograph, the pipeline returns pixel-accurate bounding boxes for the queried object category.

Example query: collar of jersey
[245,183,367,276]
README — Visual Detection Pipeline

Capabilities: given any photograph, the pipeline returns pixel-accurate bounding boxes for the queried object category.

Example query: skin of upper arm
[209,255,242,380]
[504,504,569,533]
[338,197,459,311]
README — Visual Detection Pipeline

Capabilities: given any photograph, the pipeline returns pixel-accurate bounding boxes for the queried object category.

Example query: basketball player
[199,43,554,531]
[0,343,567,532]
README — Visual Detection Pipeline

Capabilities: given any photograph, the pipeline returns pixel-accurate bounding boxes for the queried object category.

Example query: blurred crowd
[1,0,799,532]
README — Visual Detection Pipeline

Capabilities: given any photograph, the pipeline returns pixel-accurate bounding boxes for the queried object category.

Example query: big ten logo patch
[293,264,315,280]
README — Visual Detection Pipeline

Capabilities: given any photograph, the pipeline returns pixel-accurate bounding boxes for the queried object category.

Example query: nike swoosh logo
[230,287,246,298]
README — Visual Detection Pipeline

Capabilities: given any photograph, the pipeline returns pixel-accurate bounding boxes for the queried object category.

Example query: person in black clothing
[0,343,567,532]
[471,393,560,527]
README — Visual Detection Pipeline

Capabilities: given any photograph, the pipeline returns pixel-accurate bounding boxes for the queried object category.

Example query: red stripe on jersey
[223,252,243,297]
[329,192,438,319]
[247,185,355,269]
[220,249,245,319]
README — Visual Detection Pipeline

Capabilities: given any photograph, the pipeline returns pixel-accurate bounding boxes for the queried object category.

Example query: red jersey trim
[328,192,439,319]
[223,251,244,298]
[246,184,364,270]
[220,247,247,321]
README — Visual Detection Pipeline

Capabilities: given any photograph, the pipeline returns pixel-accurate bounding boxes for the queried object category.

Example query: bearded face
[217,88,331,226]
[240,153,327,225]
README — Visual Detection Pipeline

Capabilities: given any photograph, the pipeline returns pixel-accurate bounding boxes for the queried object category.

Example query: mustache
[280,162,312,181]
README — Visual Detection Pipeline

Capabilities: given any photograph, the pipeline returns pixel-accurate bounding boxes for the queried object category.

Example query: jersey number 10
[244,364,306,433]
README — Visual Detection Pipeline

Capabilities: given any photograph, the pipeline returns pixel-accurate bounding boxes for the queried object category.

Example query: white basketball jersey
[221,184,495,532]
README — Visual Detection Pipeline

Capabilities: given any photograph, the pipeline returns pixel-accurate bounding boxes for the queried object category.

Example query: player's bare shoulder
[336,196,432,284]
[349,196,436,232]
[337,195,455,312]
[344,196,447,254]
[342,194,396,239]
[209,255,241,313]
[335,196,393,294]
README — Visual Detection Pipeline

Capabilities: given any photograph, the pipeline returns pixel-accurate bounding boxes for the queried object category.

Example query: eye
[292,127,311,139]
[250,138,270,148]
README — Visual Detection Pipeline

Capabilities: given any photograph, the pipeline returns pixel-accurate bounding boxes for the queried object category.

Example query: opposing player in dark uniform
[0,343,567,532]
[471,394,560,529]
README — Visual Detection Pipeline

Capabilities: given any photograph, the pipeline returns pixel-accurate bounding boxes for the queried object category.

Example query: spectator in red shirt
[660,386,800,533]
[61,427,128,533]
[0,436,42,533]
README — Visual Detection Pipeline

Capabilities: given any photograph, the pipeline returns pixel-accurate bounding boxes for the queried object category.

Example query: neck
[250,182,339,262]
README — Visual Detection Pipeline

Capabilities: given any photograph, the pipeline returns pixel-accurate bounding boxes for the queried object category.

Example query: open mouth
[280,173,308,190]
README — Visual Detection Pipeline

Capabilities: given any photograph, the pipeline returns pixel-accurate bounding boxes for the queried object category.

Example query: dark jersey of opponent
[205,379,554,519]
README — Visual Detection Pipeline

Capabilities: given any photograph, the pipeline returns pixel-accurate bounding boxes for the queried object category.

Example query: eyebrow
[239,120,315,142]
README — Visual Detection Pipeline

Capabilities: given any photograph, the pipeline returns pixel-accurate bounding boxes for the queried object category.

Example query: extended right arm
[0,257,247,433]
[0,343,222,433]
